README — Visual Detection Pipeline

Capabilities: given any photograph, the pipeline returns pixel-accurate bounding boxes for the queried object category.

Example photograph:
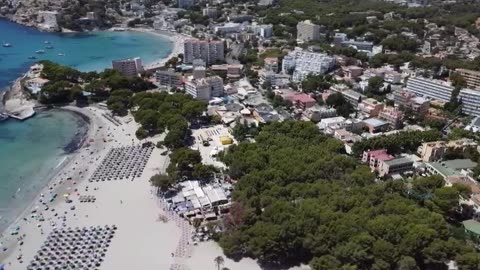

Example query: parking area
[191,125,236,168]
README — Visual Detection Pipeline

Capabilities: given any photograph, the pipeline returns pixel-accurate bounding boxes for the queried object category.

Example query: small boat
[2,43,12,47]
[44,41,50,44]
[57,53,65,56]
[45,45,54,49]
[35,50,45,54]
[28,56,37,60]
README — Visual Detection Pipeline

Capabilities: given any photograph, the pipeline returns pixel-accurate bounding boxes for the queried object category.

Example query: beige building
[296,20,321,42]
[264,57,279,73]
[358,98,384,117]
[457,69,480,90]
[419,139,478,162]
[378,157,413,177]
[378,106,404,129]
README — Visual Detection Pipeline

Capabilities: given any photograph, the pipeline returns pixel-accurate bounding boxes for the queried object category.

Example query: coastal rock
[0,0,114,32]
[3,78,36,120]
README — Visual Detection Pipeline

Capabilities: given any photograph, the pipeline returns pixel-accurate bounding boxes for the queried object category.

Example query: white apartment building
[281,55,296,73]
[459,88,480,116]
[184,39,225,65]
[155,69,183,88]
[202,7,218,18]
[251,24,273,38]
[283,48,335,82]
[185,80,210,102]
[178,0,194,8]
[214,23,241,34]
[296,20,321,42]
[206,76,224,97]
[111,57,143,77]
[262,71,290,87]
[185,76,224,102]
[406,77,454,102]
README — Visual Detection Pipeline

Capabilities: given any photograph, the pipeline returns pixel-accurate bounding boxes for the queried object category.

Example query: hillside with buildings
[7,0,480,268]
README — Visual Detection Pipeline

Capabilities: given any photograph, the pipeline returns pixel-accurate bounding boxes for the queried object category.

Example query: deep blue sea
[0,19,173,231]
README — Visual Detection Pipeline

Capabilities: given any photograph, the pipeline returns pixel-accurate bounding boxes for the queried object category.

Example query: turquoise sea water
[0,110,88,231]
[0,19,174,231]
[0,18,173,90]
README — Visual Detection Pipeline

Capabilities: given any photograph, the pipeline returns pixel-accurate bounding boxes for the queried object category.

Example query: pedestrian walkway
[156,198,193,270]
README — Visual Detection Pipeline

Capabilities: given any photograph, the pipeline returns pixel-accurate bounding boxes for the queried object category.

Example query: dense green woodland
[218,121,479,270]
[37,61,153,104]
[352,130,443,157]
[127,92,206,146]
[263,0,480,36]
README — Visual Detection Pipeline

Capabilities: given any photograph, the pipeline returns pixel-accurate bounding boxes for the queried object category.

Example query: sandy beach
[0,105,311,270]
[0,106,181,269]
[128,27,188,69]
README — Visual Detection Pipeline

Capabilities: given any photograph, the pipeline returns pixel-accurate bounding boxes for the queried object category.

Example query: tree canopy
[217,121,477,269]
[352,130,442,156]
[129,92,207,143]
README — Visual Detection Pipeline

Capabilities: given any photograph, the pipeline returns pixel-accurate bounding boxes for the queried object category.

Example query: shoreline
[124,27,187,68]
[0,107,91,242]
[0,106,185,270]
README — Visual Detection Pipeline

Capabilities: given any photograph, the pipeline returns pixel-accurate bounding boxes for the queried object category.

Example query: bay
[0,18,173,90]
[0,19,173,231]
[0,110,88,231]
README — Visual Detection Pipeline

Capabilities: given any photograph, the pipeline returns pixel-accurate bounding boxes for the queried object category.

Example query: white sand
[0,106,181,270]
[130,27,188,69]
[0,105,291,270]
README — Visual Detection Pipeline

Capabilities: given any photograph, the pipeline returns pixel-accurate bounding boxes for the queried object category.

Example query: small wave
[55,156,67,169]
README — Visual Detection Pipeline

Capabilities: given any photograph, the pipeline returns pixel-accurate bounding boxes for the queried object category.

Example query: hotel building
[178,0,194,9]
[184,39,225,65]
[459,88,480,116]
[456,68,480,90]
[111,57,143,77]
[296,20,321,42]
[282,47,335,82]
[251,24,274,38]
[406,77,454,102]
[202,7,218,18]
[185,76,224,102]
[155,69,183,88]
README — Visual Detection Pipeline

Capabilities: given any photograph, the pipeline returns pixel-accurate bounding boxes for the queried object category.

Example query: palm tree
[213,256,225,270]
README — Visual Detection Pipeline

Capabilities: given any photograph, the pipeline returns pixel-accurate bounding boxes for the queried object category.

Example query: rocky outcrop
[3,78,36,120]
[0,0,122,32]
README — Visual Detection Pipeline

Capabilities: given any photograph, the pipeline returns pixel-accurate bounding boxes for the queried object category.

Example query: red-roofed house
[288,93,316,110]
[362,149,394,172]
